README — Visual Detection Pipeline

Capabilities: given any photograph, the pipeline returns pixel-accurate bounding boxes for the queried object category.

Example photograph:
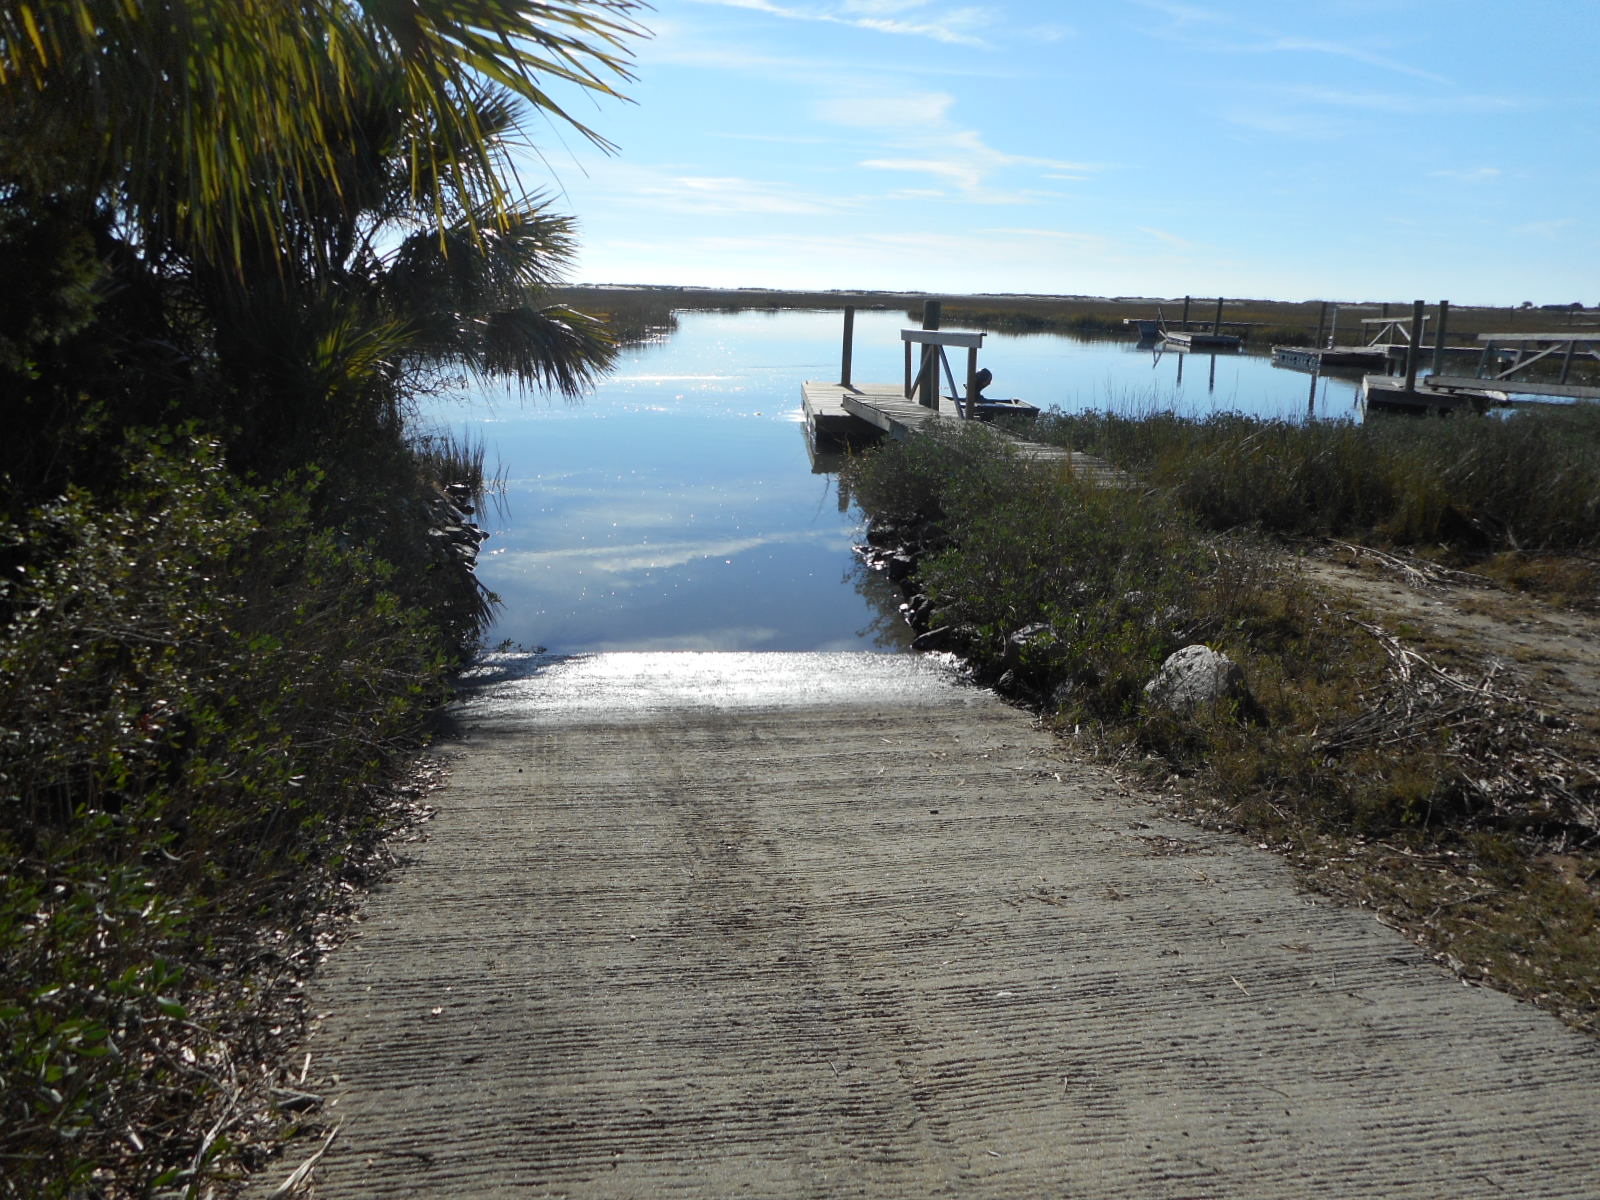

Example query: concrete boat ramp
[262,652,1600,1198]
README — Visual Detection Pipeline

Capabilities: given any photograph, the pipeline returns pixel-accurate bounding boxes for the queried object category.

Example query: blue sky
[528,0,1598,305]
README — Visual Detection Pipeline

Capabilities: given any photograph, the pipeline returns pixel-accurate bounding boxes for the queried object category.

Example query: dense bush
[0,433,456,1194]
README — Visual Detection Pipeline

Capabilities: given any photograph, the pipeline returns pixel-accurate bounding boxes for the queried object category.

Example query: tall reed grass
[1036,404,1600,554]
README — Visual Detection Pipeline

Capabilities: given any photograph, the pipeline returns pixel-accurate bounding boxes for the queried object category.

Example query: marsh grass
[1036,404,1600,559]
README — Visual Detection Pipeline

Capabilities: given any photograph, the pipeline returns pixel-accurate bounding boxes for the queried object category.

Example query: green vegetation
[842,410,1600,1035]
[0,2,644,1193]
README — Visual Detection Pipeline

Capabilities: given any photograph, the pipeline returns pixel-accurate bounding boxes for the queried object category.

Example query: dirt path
[263,651,1600,1199]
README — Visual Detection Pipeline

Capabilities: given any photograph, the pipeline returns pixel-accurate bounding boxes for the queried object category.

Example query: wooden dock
[802,381,1125,485]
[1428,331,1600,401]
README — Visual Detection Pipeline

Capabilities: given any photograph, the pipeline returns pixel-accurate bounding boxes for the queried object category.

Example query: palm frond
[463,303,616,396]
[0,0,647,270]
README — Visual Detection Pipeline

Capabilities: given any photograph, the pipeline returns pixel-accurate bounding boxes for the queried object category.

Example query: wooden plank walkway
[803,381,1126,486]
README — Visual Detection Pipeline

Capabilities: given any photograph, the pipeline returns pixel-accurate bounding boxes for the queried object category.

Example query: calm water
[419,309,1363,653]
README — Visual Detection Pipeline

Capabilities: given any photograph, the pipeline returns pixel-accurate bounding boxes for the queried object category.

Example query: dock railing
[901,328,987,417]
[1426,332,1600,400]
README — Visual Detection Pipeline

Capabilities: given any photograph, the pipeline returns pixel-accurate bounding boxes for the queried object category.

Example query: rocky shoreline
[854,516,1258,721]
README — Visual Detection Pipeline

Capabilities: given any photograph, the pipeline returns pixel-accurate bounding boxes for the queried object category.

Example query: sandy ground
[1300,548,1600,727]
[255,650,1600,1199]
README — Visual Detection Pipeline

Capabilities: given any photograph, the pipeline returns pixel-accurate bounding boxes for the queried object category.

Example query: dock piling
[1403,299,1425,394]
[917,299,942,409]
[839,306,855,389]
[1431,301,1449,376]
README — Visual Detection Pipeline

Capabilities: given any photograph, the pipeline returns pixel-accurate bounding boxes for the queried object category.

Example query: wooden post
[965,346,979,419]
[1560,337,1577,384]
[1327,304,1340,348]
[1211,296,1224,335]
[1181,295,1191,329]
[1431,300,1449,375]
[839,305,855,388]
[918,299,942,409]
[1404,299,1424,395]
[1313,301,1327,350]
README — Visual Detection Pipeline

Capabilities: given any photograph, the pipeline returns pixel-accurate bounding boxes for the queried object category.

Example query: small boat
[950,396,1040,423]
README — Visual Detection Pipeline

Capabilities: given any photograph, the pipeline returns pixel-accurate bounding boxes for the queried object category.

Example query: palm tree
[0,0,646,273]
[1,0,644,496]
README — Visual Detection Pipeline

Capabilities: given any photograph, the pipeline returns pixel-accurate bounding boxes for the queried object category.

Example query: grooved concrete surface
[286,652,1600,1198]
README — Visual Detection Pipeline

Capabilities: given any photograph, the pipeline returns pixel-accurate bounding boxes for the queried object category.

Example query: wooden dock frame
[801,306,1123,485]
[1425,331,1600,401]
[902,327,987,415]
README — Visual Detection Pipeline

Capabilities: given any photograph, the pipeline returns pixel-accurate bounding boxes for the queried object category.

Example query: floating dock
[1361,375,1505,415]
[1160,329,1241,350]
[1272,345,1389,371]
[802,381,1125,484]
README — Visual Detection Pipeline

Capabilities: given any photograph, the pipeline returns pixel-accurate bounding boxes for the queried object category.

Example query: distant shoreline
[550,284,1598,348]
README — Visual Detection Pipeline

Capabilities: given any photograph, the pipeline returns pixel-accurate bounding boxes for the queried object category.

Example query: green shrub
[0,431,456,1194]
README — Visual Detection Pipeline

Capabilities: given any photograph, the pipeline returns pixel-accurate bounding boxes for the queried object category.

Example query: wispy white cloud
[1224,84,1527,141]
[1222,108,1351,139]
[816,91,956,129]
[1429,166,1503,183]
[664,176,849,215]
[1026,23,1076,43]
[1137,226,1197,249]
[710,131,838,146]
[1269,86,1527,115]
[1123,0,1226,24]
[682,0,992,48]
[578,161,855,217]
[1126,0,1450,85]
[839,0,934,13]
[981,227,1101,243]
[1259,36,1448,84]
[816,89,1103,200]
[1513,218,1577,239]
